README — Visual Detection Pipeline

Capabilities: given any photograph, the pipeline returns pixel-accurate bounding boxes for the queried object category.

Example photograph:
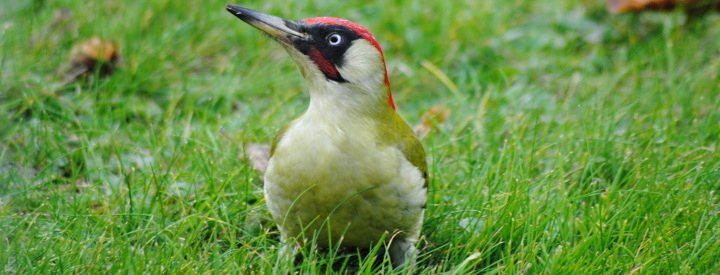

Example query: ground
[1,0,719,273]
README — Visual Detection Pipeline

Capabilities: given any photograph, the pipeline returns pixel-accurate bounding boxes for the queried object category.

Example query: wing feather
[385,112,428,187]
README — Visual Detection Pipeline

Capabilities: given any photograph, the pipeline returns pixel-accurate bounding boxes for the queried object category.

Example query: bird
[226,4,428,267]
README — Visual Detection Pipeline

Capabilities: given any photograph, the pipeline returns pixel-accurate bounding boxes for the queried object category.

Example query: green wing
[269,124,290,157]
[386,112,429,187]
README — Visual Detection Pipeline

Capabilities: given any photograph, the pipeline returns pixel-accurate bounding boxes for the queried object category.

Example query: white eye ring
[327,33,342,46]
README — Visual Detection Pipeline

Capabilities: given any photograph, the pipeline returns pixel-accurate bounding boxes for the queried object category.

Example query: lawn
[1,0,719,273]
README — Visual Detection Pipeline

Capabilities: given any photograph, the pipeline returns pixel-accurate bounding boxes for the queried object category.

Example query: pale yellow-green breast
[264,109,426,247]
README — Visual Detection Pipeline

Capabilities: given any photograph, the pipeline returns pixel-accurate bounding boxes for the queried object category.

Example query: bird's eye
[327,33,343,46]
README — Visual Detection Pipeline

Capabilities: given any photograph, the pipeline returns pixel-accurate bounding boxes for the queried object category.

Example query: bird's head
[227,4,396,112]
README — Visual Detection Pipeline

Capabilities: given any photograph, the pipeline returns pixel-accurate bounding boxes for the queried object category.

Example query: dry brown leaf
[607,0,696,13]
[414,105,451,140]
[246,143,271,173]
[61,37,120,83]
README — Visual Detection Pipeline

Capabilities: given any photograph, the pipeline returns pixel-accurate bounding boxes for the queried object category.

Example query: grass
[1,0,719,273]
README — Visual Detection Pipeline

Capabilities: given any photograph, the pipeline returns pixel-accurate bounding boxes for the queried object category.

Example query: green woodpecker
[227,4,427,266]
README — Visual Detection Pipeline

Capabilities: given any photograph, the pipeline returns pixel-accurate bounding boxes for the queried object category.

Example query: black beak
[226,4,308,45]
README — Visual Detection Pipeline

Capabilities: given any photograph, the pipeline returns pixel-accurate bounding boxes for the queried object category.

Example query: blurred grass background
[1,0,719,273]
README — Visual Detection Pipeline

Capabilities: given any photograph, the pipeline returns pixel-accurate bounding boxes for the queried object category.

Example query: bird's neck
[305,80,395,123]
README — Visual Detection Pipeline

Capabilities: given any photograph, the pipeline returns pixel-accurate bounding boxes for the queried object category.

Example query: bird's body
[226,5,427,266]
[265,103,425,249]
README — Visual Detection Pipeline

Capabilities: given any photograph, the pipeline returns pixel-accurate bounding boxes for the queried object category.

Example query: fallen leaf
[246,143,271,173]
[607,0,696,13]
[61,37,120,83]
[414,105,451,140]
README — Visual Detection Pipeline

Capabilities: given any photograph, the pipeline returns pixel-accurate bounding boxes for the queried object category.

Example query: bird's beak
[226,4,308,46]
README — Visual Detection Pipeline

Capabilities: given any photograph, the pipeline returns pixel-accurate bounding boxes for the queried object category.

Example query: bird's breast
[263,116,425,247]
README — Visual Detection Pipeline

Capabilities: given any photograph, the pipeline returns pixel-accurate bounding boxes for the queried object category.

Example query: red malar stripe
[308,48,340,80]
